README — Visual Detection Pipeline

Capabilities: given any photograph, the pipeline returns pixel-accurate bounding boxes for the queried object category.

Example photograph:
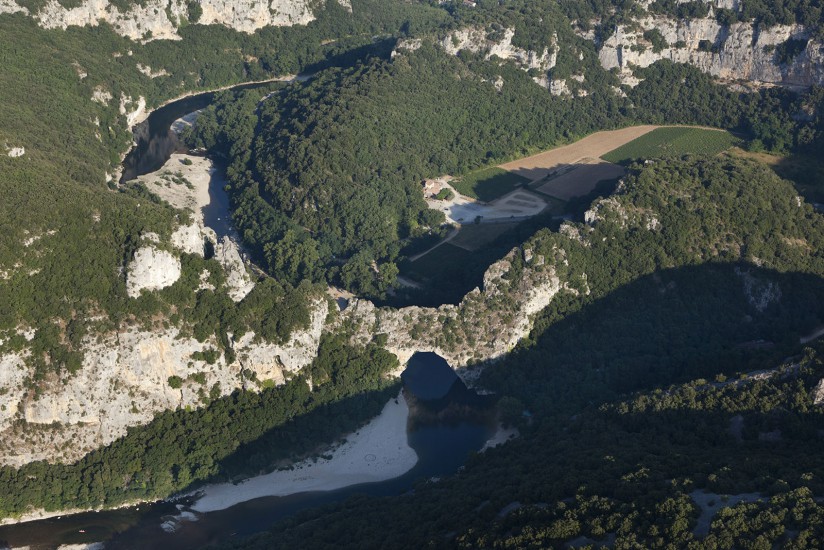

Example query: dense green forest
[221,156,824,549]
[204,43,622,296]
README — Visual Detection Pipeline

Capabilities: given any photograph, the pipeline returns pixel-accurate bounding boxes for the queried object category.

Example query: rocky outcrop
[0,208,571,466]
[25,0,350,41]
[214,236,255,302]
[596,17,824,88]
[5,145,24,157]
[171,222,205,256]
[37,0,186,41]
[438,27,557,73]
[814,378,824,406]
[197,0,313,32]
[136,153,257,301]
[91,86,112,105]
[119,93,147,128]
[136,63,169,78]
[736,267,782,312]
[235,299,329,384]
[0,0,25,15]
[126,246,182,297]
[341,245,572,380]
[0,300,328,466]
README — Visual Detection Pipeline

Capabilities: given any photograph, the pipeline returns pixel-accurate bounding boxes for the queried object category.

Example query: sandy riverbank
[190,392,417,513]
[137,153,212,221]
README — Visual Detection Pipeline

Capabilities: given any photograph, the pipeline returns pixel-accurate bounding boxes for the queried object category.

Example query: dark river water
[119,79,292,184]
[0,88,497,548]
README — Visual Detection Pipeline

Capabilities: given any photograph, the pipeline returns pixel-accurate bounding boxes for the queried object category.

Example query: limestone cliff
[594,16,824,88]
[0,228,566,466]
[16,0,351,41]
[126,246,182,297]
[0,301,328,467]
[0,150,571,466]
[438,27,557,73]
[340,245,575,383]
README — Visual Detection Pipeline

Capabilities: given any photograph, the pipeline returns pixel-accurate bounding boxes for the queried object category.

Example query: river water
[0,85,498,550]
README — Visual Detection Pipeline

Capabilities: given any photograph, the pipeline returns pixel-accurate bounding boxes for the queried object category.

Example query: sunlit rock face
[597,17,824,88]
[31,0,350,41]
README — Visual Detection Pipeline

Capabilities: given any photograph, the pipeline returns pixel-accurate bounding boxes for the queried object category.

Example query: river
[0,83,499,550]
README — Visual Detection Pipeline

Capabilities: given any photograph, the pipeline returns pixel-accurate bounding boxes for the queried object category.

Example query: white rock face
[214,236,255,302]
[0,297,329,466]
[814,378,824,406]
[549,79,571,96]
[597,17,824,88]
[38,0,186,41]
[171,222,205,256]
[0,0,25,15]
[30,0,349,40]
[198,0,313,32]
[91,86,112,105]
[119,94,147,128]
[136,63,169,78]
[439,27,557,72]
[126,246,182,297]
[342,246,569,375]
[235,299,329,384]
[137,153,257,301]
[0,353,27,427]
[1,327,236,466]
[6,146,24,157]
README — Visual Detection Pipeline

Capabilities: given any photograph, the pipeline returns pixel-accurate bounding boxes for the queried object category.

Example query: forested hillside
[0,335,399,516]
[0,0,453,375]
[223,156,824,549]
[1,0,824,543]
[194,37,823,298]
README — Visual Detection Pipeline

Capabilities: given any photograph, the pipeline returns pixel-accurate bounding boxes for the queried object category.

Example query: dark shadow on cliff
[203,264,824,550]
[480,262,824,419]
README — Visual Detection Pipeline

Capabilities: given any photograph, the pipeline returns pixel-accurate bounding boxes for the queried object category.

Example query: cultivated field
[498,125,659,182]
[449,222,521,251]
[601,127,739,165]
[533,160,625,200]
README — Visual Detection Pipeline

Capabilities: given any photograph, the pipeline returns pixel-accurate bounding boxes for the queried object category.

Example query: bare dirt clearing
[498,125,659,182]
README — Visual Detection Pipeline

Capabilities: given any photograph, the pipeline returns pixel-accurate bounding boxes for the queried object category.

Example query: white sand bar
[191,393,417,513]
